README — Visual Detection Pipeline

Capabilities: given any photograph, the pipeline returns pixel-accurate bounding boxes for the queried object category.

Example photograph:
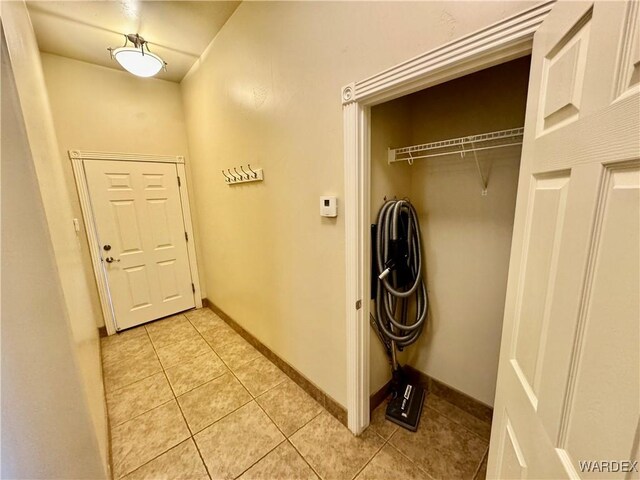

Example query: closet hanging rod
[388,127,524,165]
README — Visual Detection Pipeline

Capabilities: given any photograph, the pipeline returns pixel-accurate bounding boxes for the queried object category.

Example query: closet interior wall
[370,56,531,407]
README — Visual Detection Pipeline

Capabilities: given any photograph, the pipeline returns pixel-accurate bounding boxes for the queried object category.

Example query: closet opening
[369,55,532,424]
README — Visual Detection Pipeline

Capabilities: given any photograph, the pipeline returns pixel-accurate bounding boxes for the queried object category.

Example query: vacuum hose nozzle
[378,268,391,280]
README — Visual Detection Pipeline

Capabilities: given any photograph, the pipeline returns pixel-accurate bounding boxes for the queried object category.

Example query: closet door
[488,2,639,479]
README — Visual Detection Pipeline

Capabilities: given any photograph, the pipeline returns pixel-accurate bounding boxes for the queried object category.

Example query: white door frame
[342,1,556,434]
[69,149,203,336]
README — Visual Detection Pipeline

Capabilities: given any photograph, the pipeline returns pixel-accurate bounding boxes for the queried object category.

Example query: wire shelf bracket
[387,127,524,195]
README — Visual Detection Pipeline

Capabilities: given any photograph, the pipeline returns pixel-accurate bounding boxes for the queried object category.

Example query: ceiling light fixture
[108,34,167,78]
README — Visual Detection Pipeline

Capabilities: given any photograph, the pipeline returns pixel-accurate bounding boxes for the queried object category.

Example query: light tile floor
[101,308,490,480]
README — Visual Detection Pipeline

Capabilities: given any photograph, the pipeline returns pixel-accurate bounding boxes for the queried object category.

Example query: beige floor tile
[234,355,287,396]
[122,439,209,480]
[212,334,262,370]
[200,324,241,350]
[103,347,162,393]
[145,315,200,349]
[355,444,431,480]
[195,401,285,480]
[155,335,212,369]
[111,400,190,479]
[101,328,150,366]
[178,372,252,433]
[256,380,322,436]
[238,441,318,480]
[389,406,488,480]
[367,401,399,440]
[185,308,229,333]
[289,411,384,480]
[165,351,228,396]
[425,394,491,440]
[106,372,174,426]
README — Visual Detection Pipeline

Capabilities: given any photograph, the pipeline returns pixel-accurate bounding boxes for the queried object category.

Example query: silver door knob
[105,257,120,263]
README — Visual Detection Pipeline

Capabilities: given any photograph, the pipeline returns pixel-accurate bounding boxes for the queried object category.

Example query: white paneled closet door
[488,1,639,479]
[85,160,195,330]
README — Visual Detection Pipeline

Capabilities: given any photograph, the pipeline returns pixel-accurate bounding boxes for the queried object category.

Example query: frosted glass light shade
[112,47,164,77]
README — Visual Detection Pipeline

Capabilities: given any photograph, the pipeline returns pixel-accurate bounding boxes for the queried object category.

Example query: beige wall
[181,1,536,406]
[1,3,108,475]
[370,57,531,405]
[40,53,203,327]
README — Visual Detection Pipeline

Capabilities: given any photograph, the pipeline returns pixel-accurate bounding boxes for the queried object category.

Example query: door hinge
[177,176,181,187]
[191,283,195,293]
[185,231,189,242]
[355,299,362,310]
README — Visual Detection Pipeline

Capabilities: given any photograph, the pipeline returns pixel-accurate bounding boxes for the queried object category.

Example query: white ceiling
[26,1,241,82]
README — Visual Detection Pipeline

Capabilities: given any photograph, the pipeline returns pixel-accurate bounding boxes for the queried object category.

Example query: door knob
[105,257,120,263]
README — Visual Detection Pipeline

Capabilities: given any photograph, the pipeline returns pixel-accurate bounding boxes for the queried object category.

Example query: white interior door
[488,1,639,479]
[84,160,195,330]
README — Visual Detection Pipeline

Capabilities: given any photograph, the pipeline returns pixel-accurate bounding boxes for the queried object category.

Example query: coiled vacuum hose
[374,200,428,356]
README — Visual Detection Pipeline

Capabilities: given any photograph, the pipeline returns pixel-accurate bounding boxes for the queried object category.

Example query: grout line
[194,327,261,374]
[109,397,175,430]
[203,304,348,426]
[106,310,340,480]
[384,441,436,480]
[206,326,301,479]
[286,438,324,480]
[252,374,290,400]
[423,401,491,443]
[286,409,324,439]
[144,325,214,480]
[110,400,186,479]
[192,438,213,480]
[348,432,387,480]
[165,356,229,398]
[103,316,210,479]
[189,396,254,436]
[231,437,287,479]
[368,401,434,480]
[175,314,260,437]
[192,307,353,478]
[471,445,490,480]
[214,361,283,478]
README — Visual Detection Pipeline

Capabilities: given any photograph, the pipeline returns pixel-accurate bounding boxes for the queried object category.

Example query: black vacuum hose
[374,199,428,352]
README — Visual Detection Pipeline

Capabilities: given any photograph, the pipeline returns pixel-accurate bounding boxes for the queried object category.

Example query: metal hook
[407,151,414,166]
[227,169,237,182]
[247,164,257,179]
[222,170,231,182]
[233,168,244,181]
[240,166,251,180]
[460,143,466,158]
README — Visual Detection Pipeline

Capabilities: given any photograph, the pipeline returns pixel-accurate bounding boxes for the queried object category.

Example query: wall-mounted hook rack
[222,164,264,185]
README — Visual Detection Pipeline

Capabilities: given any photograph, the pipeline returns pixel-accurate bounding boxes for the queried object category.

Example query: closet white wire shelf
[387,127,525,195]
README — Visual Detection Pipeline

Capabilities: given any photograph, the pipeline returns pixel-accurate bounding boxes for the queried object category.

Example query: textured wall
[40,53,204,327]
[181,1,536,406]
[1,4,107,476]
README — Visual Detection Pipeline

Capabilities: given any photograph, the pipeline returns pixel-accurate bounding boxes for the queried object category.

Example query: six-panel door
[84,160,195,330]
[488,1,639,478]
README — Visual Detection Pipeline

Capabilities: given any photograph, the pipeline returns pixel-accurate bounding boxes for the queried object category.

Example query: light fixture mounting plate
[125,33,145,48]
